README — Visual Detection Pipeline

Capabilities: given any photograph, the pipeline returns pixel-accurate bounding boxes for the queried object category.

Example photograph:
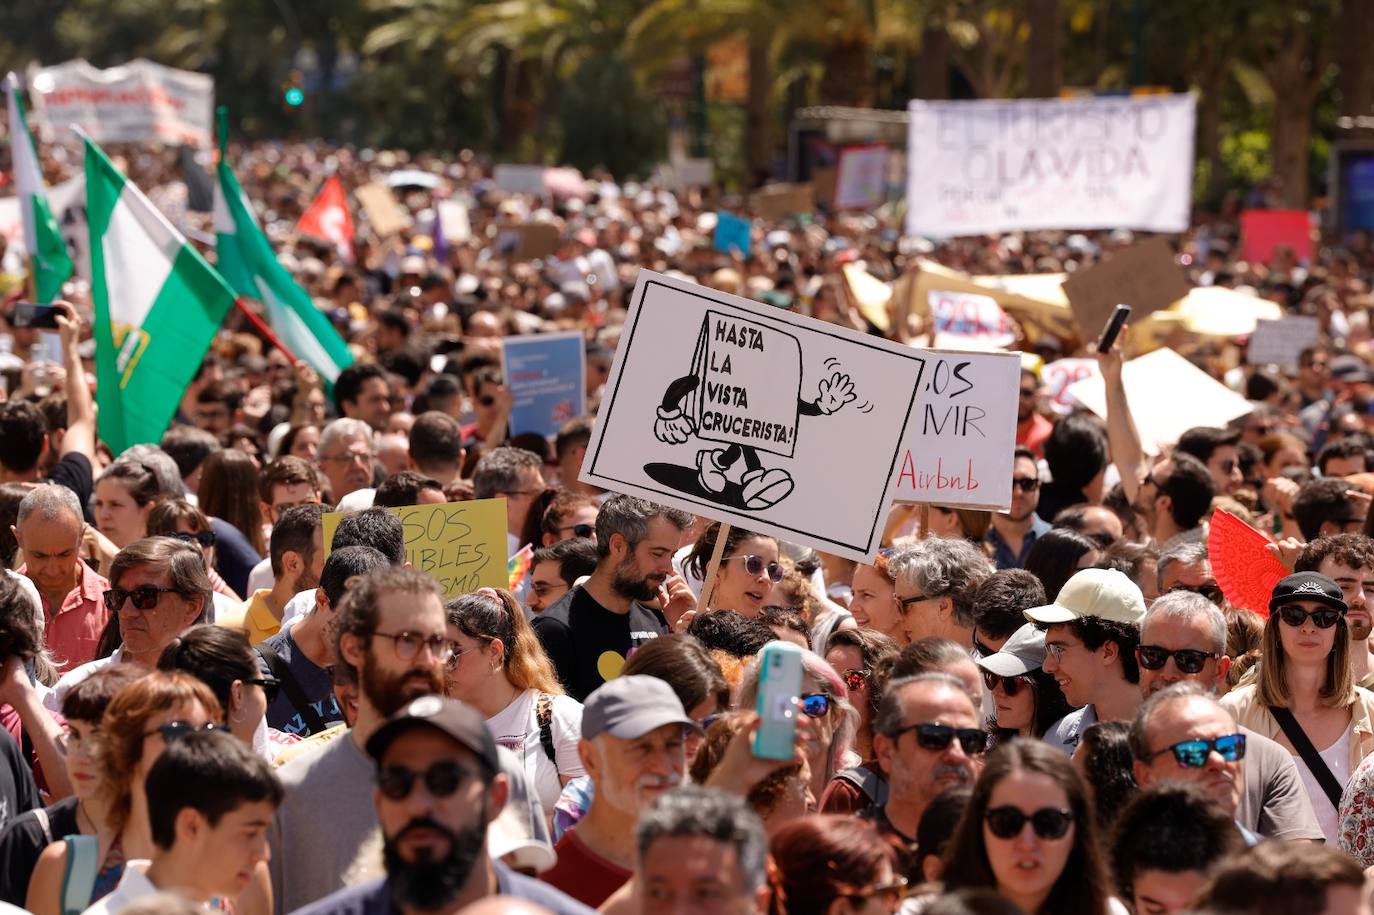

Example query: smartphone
[752,641,804,761]
[10,303,61,330]
[1097,304,1131,353]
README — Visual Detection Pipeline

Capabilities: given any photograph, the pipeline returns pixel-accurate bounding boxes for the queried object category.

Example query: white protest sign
[891,349,1020,511]
[436,200,472,243]
[581,270,928,562]
[905,94,1196,236]
[927,290,1017,347]
[1246,316,1321,368]
[670,157,714,187]
[1041,358,1099,416]
[834,144,889,210]
[493,165,548,196]
[30,59,214,148]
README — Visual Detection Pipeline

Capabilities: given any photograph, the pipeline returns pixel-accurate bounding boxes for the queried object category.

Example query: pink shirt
[20,560,110,674]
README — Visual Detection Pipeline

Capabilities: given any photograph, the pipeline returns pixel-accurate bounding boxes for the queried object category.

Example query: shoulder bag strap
[59,835,99,915]
[255,645,327,735]
[1269,704,1345,808]
[535,693,559,770]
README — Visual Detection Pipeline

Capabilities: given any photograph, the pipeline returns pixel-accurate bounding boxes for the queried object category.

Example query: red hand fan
[1207,508,1286,617]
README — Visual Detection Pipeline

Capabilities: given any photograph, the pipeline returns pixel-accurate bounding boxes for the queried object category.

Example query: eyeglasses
[724,554,785,583]
[1136,645,1220,673]
[1169,583,1225,605]
[376,760,479,801]
[145,721,221,742]
[444,644,481,671]
[167,531,216,548]
[557,523,596,539]
[1146,733,1246,768]
[889,722,989,755]
[104,586,178,613]
[841,668,870,692]
[800,693,833,718]
[1011,476,1040,493]
[1277,605,1344,629]
[1043,640,1081,662]
[985,806,1075,840]
[982,671,1033,696]
[896,592,940,613]
[245,677,281,703]
[371,630,458,663]
[320,450,373,465]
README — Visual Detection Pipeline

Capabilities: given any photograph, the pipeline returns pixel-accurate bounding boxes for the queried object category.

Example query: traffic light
[283,70,305,107]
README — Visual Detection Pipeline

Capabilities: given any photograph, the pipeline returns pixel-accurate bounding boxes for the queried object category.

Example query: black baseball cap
[365,695,500,773]
[1269,572,1347,615]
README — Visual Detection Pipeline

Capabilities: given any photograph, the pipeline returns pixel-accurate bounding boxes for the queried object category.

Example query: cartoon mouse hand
[815,372,857,415]
[655,406,696,443]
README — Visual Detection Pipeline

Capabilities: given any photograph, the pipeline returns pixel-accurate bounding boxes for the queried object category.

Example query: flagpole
[232,296,299,367]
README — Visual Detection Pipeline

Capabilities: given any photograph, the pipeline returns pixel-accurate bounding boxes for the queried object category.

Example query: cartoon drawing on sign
[649,309,862,510]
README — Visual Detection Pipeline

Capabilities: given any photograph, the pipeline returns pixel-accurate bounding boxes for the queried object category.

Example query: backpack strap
[59,835,99,915]
[535,693,559,770]
[1269,704,1345,809]
[256,644,327,735]
[833,764,888,807]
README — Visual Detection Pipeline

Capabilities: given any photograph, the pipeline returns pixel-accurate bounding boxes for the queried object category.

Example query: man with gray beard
[539,676,700,907]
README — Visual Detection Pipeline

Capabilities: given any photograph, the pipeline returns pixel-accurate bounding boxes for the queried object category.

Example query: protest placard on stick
[502,331,586,439]
[1060,237,1190,339]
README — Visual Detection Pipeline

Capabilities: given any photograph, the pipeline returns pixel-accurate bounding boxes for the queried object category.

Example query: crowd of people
[1,135,1374,915]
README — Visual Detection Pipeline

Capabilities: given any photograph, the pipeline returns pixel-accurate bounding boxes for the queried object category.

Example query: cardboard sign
[891,349,1020,511]
[493,223,560,260]
[493,164,547,196]
[354,182,410,237]
[502,331,586,439]
[748,183,814,221]
[713,211,751,256]
[834,144,889,210]
[321,499,509,597]
[842,264,893,334]
[1060,237,1191,339]
[1067,348,1253,453]
[30,59,214,148]
[927,290,1017,347]
[580,270,928,562]
[1040,358,1100,415]
[1247,316,1321,368]
[1240,209,1314,265]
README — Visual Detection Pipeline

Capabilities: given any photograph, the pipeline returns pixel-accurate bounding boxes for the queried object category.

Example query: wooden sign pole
[696,521,732,611]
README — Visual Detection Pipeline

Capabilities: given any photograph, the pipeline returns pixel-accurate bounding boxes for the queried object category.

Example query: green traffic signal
[284,87,304,106]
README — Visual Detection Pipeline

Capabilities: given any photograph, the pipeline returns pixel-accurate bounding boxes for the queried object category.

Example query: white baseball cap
[1023,568,1146,626]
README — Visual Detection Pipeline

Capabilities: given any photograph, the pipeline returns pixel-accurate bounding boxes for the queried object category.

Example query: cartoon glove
[655,406,696,443]
[816,371,857,415]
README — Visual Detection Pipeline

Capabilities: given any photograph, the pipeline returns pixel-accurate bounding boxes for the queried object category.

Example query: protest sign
[910,258,1078,341]
[671,157,714,187]
[493,223,560,260]
[713,211,751,256]
[436,200,471,244]
[493,164,547,196]
[906,94,1196,236]
[30,59,214,148]
[1041,358,1100,415]
[841,264,893,333]
[1240,209,1314,264]
[1246,316,1321,368]
[580,270,928,562]
[891,349,1020,511]
[1059,237,1191,338]
[354,182,409,237]
[834,144,889,210]
[748,183,814,220]
[927,290,1018,348]
[1067,348,1253,453]
[502,331,586,439]
[322,499,509,597]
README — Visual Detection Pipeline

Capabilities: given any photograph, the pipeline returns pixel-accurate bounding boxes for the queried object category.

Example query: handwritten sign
[1040,358,1100,415]
[581,270,927,562]
[1246,316,1321,368]
[834,144,889,210]
[928,290,1017,347]
[891,350,1020,511]
[502,331,586,439]
[1060,237,1190,339]
[321,499,508,597]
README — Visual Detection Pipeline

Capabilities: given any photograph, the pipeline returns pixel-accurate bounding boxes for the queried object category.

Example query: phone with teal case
[753,641,803,760]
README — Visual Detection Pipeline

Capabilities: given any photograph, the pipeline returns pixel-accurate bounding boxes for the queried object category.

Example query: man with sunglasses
[1296,534,1374,689]
[1133,453,1215,552]
[1015,368,1052,458]
[867,672,986,881]
[1175,426,1244,497]
[294,696,592,915]
[1157,542,1228,609]
[986,447,1050,570]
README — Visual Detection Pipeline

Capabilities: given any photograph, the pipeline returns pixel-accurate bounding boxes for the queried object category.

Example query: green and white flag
[214,110,353,387]
[5,73,72,302]
[84,134,234,455]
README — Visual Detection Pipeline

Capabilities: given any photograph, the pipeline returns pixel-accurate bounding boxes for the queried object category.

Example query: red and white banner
[30,59,213,148]
[297,176,355,262]
[927,290,1018,348]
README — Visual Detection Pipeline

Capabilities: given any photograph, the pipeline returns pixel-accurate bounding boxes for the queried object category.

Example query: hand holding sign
[815,372,856,415]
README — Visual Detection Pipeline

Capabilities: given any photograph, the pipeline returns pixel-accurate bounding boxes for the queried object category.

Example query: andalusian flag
[213,109,353,386]
[5,73,72,302]
[85,134,234,454]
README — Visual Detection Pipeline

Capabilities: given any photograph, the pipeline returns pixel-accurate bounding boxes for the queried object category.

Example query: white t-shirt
[79,859,158,915]
[485,688,585,815]
[1293,720,1354,844]
[246,556,273,596]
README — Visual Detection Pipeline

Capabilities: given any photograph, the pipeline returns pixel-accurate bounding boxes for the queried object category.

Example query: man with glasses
[294,695,592,915]
[1136,591,1324,841]
[1297,534,1374,688]
[315,418,377,504]
[888,538,992,651]
[1133,453,1215,551]
[473,446,546,556]
[527,539,598,615]
[1028,567,1146,753]
[1157,542,1227,607]
[1296,345,1332,410]
[866,672,986,882]
[986,447,1050,570]
[270,566,451,912]
[1175,426,1244,497]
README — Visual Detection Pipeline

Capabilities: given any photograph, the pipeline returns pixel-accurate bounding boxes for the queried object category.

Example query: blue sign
[713,211,752,256]
[502,332,586,439]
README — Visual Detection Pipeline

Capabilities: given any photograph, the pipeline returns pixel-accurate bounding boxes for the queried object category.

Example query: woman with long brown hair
[770,815,903,915]
[197,449,267,557]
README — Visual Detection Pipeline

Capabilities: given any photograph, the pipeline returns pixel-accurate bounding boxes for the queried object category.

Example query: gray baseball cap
[976,623,1048,678]
[582,675,700,740]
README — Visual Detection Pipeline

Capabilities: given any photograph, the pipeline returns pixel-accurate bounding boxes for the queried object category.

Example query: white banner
[29,59,214,148]
[905,94,1196,236]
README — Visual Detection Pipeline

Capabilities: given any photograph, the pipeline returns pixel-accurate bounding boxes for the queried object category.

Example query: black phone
[10,303,61,329]
[1097,304,1131,353]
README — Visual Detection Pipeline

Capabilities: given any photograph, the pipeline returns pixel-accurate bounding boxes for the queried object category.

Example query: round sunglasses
[1277,605,1344,629]
[724,554,785,583]
[840,668,871,692]
[985,806,1075,840]
[1136,645,1220,674]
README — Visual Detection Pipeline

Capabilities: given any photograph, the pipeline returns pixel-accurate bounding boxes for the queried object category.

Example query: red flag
[297,176,354,262]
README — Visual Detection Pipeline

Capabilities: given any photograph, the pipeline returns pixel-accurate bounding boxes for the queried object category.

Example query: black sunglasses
[1169,583,1225,605]
[1277,605,1344,629]
[145,721,220,742]
[246,677,281,704]
[1136,645,1219,674]
[104,586,178,613]
[985,806,1075,840]
[377,760,479,801]
[725,554,785,583]
[168,531,217,548]
[891,722,988,755]
[558,523,595,539]
[982,670,1032,696]
[1011,477,1040,493]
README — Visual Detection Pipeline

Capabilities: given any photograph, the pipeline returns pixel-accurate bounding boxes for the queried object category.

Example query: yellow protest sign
[321,499,509,597]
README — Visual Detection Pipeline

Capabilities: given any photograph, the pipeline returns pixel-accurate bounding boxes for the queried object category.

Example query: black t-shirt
[43,452,94,524]
[0,795,79,905]
[531,585,668,701]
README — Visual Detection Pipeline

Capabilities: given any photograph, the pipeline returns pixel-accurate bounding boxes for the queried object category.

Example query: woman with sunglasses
[26,671,225,915]
[941,739,1118,915]
[147,500,242,616]
[976,623,1072,746]
[824,628,900,767]
[685,522,783,619]
[156,625,297,760]
[1220,571,1374,843]
[770,815,904,915]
